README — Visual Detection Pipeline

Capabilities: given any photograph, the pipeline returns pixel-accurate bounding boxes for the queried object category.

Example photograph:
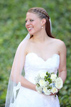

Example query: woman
[5,7,67,107]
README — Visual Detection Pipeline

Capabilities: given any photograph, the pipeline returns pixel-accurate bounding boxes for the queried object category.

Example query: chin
[29,30,38,36]
[29,32,34,36]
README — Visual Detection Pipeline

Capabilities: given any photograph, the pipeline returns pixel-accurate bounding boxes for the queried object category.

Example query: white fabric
[5,34,30,107]
[24,33,30,40]
[9,53,60,107]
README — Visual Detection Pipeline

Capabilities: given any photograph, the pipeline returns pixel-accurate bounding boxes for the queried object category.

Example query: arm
[50,41,67,96]
[11,40,36,91]
[58,41,67,83]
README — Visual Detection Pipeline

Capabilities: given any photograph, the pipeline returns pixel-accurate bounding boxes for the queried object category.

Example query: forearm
[58,70,67,83]
[12,74,36,91]
[20,75,36,91]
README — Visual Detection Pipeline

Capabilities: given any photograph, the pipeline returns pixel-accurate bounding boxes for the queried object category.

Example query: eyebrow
[25,18,34,21]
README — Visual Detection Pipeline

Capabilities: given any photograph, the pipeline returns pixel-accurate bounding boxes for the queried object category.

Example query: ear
[41,18,46,26]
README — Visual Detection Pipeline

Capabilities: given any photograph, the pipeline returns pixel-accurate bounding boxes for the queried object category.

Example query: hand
[50,89,59,96]
[50,93,56,96]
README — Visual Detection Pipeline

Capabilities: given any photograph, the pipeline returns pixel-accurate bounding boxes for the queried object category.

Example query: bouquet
[35,71,63,95]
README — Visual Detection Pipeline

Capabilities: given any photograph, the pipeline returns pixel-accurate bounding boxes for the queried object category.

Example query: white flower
[43,87,51,95]
[43,87,47,94]
[34,77,39,84]
[35,73,41,84]
[51,87,58,94]
[39,79,47,87]
[51,74,57,81]
[55,77,63,89]
[35,71,63,96]
[40,72,46,78]
[46,81,49,85]
[36,86,42,93]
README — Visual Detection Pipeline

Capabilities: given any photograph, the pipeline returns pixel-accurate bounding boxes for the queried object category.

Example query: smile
[28,28,32,30]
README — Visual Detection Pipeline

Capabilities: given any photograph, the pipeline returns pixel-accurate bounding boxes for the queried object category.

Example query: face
[25,12,43,35]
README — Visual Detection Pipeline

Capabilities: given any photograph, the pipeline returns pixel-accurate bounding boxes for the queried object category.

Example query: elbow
[10,72,20,84]
[59,70,67,83]
[10,72,15,81]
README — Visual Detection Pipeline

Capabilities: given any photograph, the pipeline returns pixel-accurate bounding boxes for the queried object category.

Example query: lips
[28,28,32,30]
[27,27,32,31]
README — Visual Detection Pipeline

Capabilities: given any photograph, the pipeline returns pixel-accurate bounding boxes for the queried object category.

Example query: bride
[5,7,67,107]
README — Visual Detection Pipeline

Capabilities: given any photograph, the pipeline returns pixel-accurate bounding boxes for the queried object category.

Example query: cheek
[25,23,27,29]
[34,21,41,29]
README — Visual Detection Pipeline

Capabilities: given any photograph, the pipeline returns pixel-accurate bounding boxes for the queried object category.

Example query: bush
[0,0,71,106]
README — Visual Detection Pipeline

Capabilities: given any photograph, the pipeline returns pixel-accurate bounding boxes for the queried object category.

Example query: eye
[25,19,34,23]
[30,19,34,22]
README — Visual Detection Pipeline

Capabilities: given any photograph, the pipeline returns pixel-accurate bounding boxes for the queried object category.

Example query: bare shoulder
[53,38,66,54]
[53,38,66,47]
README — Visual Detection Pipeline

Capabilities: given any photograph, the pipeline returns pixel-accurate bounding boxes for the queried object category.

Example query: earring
[42,26,43,29]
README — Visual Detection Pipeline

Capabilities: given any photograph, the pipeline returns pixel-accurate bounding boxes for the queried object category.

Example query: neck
[32,31,50,43]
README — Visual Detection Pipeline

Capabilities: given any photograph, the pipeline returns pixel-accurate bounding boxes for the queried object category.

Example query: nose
[26,20,30,26]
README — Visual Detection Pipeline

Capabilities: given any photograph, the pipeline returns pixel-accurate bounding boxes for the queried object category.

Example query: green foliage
[0,0,71,107]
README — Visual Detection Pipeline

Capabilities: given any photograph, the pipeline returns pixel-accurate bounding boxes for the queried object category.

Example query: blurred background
[0,0,71,107]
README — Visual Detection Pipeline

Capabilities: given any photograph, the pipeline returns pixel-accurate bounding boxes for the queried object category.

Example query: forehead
[26,12,39,19]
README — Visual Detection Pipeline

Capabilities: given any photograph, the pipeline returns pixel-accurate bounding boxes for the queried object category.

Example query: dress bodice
[9,53,60,107]
[24,53,60,84]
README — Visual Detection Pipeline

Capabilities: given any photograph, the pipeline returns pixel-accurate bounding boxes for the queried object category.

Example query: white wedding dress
[10,53,60,107]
